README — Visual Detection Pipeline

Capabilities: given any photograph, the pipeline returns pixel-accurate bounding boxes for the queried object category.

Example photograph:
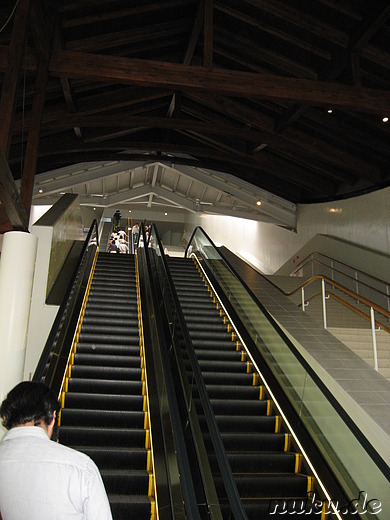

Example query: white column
[0,231,38,405]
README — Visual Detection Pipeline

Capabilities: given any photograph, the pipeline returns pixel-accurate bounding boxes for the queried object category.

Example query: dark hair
[0,381,60,430]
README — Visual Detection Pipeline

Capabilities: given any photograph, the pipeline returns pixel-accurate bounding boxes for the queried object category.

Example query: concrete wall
[184,186,390,276]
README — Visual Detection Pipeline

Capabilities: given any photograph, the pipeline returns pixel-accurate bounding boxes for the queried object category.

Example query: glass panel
[187,227,389,520]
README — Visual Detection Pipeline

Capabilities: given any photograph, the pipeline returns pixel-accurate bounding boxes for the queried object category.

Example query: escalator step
[78,333,140,345]
[77,447,147,470]
[67,378,143,395]
[82,316,139,328]
[215,474,309,498]
[80,324,139,335]
[76,344,140,356]
[70,365,142,380]
[101,469,149,495]
[219,432,287,452]
[200,372,255,385]
[209,452,296,473]
[64,392,144,411]
[208,398,269,416]
[205,414,278,433]
[109,494,152,520]
[203,384,262,400]
[59,426,146,448]
[60,409,145,428]
[74,353,141,368]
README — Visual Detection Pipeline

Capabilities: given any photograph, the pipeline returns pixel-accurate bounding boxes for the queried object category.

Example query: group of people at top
[108,229,129,254]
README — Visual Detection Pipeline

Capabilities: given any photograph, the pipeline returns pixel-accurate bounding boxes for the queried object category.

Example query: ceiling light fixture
[38,189,43,193]
[256,200,262,206]
[327,109,333,114]
[383,116,389,123]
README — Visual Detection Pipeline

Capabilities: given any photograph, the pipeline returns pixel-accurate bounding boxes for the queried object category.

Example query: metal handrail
[148,223,248,520]
[290,251,390,307]
[33,219,99,387]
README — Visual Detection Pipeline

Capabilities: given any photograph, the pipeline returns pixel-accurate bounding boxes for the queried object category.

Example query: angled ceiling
[1,0,390,232]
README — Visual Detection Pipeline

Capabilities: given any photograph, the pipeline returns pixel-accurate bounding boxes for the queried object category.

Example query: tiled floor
[220,247,390,439]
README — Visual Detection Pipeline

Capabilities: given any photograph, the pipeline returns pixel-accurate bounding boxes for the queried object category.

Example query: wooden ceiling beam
[203,0,213,68]
[46,50,390,114]
[0,0,33,157]
[0,147,28,231]
[186,93,381,181]
[20,1,59,217]
[276,2,390,131]
[61,0,190,28]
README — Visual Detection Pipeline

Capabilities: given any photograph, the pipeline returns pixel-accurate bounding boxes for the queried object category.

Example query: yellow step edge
[146,450,153,472]
[142,381,146,396]
[259,385,265,400]
[307,476,315,496]
[231,332,237,342]
[266,400,272,416]
[246,362,252,373]
[145,430,151,449]
[252,373,259,386]
[227,323,232,332]
[143,396,148,412]
[141,368,145,381]
[223,316,228,324]
[148,473,154,498]
[274,415,281,433]
[235,341,241,351]
[144,412,149,430]
[149,497,156,520]
[241,351,247,362]
[57,410,62,426]
[284,433,291,452]
[295,453,302,473]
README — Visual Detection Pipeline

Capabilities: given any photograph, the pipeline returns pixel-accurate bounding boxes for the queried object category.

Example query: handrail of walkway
[289,251,390,308]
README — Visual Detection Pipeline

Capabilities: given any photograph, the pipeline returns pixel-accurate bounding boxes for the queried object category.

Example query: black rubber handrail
[185,226,390,482]
[138,223,202,520]
[33,219,99,391]
[147,224,248,520]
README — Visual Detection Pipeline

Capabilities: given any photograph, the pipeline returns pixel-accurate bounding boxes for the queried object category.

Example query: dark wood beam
[46,50,390,114]
[0,146,28,231]
[186,92,382,181]
[276,1,390,131]
[0,0,33,157]
[20,1,58,217]
[204,0,213,68]
[0,45,388,114]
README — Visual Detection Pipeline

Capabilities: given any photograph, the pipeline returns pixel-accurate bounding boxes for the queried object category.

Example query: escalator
[166,256,319,518]
[58,252,154,520]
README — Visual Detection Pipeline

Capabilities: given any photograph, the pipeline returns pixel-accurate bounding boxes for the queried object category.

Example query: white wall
[185,186,390,274]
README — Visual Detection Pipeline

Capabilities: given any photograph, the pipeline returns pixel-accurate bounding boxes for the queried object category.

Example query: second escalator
[167,256,321,519]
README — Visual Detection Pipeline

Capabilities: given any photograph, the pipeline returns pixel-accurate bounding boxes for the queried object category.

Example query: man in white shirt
[0,381,113,520]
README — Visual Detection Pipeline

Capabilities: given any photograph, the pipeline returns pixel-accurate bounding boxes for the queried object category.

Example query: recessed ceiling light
[256,200,262,206]
[383,116,389,123]
[38,189,43,193]
[165,212,168,216]
[327,109,333,114]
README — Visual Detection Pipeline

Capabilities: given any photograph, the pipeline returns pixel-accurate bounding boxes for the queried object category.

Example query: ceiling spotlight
[165,212,168,216]
[93,207,96,211]
[129,210,131,213]
[38,189,43,193]
[327,109,333,114]
[383,116,389,123]
[256,200,262,206]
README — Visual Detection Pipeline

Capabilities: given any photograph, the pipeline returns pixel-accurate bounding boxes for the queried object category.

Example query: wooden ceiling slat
[0,0,32,157]
[241,0,349,48]
[47,50,390,114]
[0,147,28,230]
